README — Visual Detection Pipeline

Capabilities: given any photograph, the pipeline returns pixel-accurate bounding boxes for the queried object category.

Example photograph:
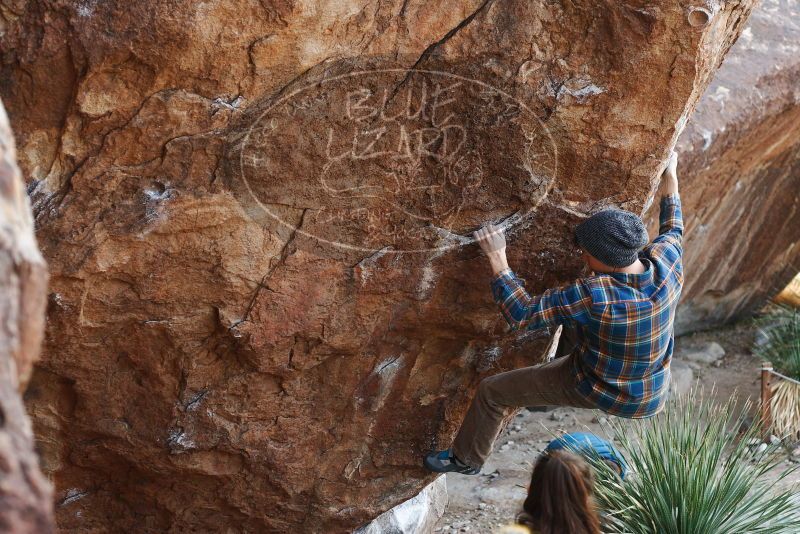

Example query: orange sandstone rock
[650,0,800,332]
[0,1,755,531]
[0,97,53,532]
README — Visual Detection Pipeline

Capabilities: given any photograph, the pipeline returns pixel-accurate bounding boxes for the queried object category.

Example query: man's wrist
[494,268,512,279]
[664,174,679,196]
[486,250,509,275]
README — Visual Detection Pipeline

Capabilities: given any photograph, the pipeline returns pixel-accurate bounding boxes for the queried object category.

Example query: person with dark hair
[425,152,682,475]
[498,450,602,534]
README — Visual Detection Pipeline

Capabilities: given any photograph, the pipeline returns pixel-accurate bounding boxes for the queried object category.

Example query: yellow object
[495,524,532,534]
[775,273,800,308]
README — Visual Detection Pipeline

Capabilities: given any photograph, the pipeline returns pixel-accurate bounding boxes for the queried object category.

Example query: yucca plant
[588,392,800,534]
[755,304,800,438]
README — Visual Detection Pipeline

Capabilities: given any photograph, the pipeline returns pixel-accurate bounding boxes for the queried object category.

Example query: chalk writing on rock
[237,68,557,253]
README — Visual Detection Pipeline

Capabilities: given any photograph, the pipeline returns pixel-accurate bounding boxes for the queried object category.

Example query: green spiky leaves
[591,392,800,534]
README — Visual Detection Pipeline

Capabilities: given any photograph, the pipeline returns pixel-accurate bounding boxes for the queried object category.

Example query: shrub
[755,304,800,380]
[591,392,800,534]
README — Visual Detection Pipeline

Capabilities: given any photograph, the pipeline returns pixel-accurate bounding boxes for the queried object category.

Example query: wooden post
[761,361,773,440]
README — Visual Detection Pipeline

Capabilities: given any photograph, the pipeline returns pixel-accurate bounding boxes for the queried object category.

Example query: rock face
[0,1,755,531]
[655,0,800,334]
[0,99,54,531]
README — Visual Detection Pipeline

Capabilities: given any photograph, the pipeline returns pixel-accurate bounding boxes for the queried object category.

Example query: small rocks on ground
[678,341,726,364]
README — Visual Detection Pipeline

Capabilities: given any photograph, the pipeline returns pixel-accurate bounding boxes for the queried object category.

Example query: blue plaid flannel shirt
[491,195,684,418]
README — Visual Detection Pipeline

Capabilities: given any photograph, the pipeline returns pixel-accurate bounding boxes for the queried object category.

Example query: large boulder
[0,1,755,531]
[655,0,800,333]
[0,98,54,531]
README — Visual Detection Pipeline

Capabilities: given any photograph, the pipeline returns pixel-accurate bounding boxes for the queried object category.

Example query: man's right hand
[473,223,506,254]
[663,150,679,196]
[473,223,510,275]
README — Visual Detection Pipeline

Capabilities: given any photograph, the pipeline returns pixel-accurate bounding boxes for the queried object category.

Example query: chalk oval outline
[237,68,559,254]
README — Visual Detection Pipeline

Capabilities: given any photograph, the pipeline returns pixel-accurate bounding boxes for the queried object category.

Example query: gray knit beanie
[575,209,649,268]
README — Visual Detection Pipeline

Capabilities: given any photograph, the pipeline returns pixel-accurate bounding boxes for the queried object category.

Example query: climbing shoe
[423,449,480,475]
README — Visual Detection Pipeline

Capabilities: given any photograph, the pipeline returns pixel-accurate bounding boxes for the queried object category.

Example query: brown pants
[452,342,594,469]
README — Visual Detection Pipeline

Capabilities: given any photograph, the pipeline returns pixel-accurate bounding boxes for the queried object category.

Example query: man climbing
[424,151,683,475]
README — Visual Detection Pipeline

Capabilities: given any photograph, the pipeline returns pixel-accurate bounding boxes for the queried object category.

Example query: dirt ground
[435,320,800,533]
